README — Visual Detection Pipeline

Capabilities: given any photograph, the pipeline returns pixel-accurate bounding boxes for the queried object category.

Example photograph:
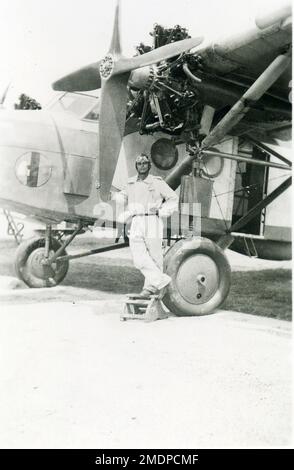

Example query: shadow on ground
[64,262,144,294]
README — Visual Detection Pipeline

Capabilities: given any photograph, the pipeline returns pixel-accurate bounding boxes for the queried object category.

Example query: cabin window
[47,92,99,119]
[151,138,178,170]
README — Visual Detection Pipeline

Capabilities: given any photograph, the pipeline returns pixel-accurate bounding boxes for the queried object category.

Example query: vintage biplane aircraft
[0,1,291,315]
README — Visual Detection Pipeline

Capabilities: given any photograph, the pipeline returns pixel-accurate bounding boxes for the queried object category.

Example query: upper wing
[197,7,291,99]
[193,6,292,142]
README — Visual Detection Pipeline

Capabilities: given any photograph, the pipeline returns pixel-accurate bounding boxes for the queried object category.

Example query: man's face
[136,157,150,176]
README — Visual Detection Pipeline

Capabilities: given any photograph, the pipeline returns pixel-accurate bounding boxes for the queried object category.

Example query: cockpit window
[47,92,99,120]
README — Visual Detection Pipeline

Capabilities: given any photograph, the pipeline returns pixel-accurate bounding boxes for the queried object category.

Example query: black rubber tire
[163,237,231,316]
[15,237,69,288]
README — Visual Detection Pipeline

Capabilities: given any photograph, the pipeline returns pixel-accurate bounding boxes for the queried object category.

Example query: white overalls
[117,175,178,292]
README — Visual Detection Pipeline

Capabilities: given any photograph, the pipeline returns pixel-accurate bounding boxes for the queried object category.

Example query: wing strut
[217,176,292,250]
[201,51,291,150]
[229,176,291,234]
[244,136,292,167]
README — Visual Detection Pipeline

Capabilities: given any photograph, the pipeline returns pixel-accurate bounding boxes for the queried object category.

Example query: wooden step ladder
[121,294,169,322]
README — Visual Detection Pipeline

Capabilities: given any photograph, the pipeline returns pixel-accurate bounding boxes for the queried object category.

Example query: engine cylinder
[129,66,155,90]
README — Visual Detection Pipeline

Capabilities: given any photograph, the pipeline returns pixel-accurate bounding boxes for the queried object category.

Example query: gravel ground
[0,234,292,449]
[0,301,292,449]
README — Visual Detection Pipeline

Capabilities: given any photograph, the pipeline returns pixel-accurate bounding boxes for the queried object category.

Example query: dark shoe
[136,288,154,299]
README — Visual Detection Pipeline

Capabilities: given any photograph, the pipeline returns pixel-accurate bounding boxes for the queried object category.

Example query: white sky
[0,0,290,106]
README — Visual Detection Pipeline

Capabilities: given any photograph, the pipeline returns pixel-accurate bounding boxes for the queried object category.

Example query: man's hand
[148,203,160,216]
[149,207,159,215]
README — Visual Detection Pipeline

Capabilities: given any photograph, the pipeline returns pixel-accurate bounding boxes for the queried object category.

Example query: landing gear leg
[44,224,52,259]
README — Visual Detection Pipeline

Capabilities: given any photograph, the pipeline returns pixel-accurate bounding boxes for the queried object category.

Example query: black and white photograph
[0,0,292,452]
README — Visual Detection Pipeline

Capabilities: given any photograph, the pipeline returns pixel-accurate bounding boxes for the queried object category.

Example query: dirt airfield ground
[0,231,292,449]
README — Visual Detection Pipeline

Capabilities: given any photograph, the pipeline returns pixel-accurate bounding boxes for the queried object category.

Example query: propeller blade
[98,72,130,201]
[113,36,203,75]
[52,62,102,92]
[108,0,122,56]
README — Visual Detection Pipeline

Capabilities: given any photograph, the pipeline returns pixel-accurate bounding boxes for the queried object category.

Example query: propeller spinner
[52,1,203,201]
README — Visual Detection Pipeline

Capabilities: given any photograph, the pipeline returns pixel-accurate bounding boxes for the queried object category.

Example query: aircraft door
[232,145,268,235]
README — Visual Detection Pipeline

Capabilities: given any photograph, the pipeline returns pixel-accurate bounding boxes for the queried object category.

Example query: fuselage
[0,91,291,260]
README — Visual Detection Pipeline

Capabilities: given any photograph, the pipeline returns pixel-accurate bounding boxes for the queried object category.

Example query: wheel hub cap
[27,248,56,280]
[176,254,219,304]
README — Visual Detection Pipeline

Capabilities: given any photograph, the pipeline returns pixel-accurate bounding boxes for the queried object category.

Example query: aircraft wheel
[163,237,231,316]
[15,237,69,288]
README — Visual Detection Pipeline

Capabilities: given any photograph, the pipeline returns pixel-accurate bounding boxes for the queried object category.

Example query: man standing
[116,153,178,298]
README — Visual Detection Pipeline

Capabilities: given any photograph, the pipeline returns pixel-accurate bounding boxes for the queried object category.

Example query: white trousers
[129,215,167,291]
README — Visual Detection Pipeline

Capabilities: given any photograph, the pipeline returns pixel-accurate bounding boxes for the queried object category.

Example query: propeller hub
[99,54,115,80]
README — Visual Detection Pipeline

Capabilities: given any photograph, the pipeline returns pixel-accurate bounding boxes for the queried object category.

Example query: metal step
[2,209,24,245]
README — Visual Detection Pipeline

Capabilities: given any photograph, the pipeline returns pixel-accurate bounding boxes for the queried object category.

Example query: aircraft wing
[192,6,292,142]
[197,20,291,97]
